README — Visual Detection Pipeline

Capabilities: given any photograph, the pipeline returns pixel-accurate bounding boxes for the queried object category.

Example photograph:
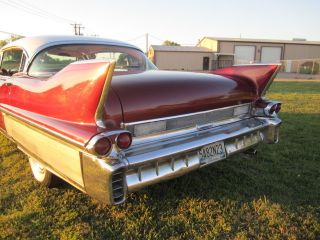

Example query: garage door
[234,46,255,64]
[261,47,282,63]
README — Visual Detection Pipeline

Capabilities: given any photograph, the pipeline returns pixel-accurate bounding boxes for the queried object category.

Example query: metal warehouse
[149,37,320,72]
[148,45,213,71]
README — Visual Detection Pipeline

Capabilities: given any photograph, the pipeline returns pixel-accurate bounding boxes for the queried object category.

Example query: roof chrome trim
[0,36,143,73]
[1,35,141,53]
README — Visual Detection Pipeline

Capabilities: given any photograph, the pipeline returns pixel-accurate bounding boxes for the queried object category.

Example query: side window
[0,49,24,76]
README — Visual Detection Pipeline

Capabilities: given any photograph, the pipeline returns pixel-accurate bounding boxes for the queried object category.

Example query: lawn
[0,82,319,239]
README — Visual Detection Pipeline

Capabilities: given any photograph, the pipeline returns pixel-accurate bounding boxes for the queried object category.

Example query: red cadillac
[0,36,282,205]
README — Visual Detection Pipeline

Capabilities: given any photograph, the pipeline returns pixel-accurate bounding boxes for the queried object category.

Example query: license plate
[198,141,226,164]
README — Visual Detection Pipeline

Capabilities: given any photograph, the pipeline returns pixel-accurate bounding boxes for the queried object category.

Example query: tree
[0,40,7,48]
[162,40,180,46]
[0,35,24,48]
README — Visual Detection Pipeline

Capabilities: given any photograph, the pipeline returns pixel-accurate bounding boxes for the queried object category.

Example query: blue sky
[0,0,319,51]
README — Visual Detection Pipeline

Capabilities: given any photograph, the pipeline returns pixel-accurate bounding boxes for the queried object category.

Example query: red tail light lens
[116,132,132,149]
[94,137,112,156]
[269,104,277,114]
[255,99,281,117]
[268,103,282,115]
[275,103,281,113]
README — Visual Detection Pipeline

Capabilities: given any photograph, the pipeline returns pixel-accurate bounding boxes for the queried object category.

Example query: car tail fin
[212,64,281,96]
[47,60,116,127]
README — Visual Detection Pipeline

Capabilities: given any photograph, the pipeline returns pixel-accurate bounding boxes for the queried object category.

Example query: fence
[211,60,233,70]
[211,59,320,78]
[279,59,320,75]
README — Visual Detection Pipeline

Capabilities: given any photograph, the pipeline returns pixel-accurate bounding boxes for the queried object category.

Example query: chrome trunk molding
[122,103,252,138]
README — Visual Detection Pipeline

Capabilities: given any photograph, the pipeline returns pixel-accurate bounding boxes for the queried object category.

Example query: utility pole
[145,33,149,54]
[78,24,84,36]
[71,23,77,35]
[70,23,84,35]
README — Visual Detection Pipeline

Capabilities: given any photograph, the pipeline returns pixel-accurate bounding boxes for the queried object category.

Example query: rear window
[28,44,156,78]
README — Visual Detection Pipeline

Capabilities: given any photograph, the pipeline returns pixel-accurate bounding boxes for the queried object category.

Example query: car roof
[1,35,142,58]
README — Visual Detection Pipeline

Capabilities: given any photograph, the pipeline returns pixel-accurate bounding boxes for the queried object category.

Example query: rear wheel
[29,157,61,187]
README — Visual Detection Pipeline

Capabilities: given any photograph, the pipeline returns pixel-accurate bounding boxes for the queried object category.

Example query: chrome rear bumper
[81,116,281,205]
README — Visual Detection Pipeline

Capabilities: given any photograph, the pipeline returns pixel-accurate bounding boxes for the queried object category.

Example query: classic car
[0,36,282,205]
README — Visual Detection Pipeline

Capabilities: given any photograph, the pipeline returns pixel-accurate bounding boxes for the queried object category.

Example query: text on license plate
[198,141,226,164]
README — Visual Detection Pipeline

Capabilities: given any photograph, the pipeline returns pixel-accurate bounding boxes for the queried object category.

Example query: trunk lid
[111,70,257,123]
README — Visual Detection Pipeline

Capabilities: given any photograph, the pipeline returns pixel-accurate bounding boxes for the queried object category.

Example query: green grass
[269,82,320,94]
[1,82,320,239]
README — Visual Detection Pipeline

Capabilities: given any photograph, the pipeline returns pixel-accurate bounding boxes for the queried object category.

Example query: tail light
[86,130,132,157]
[94,137,112,156]
[116,132,132,149]
[253,99,281,117]
[264,102,282,116]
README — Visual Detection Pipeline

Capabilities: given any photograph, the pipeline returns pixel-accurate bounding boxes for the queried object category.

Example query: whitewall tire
[29,157,61,187]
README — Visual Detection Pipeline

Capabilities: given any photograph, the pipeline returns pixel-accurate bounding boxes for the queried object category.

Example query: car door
[0,48,25,130]
[0,50,9,130]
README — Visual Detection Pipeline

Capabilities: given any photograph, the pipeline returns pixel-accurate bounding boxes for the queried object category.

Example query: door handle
[4,82,12,86]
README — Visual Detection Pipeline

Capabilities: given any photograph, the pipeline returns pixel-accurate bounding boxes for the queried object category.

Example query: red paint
[0,81,11,130]
[0,61,122,144]
[111,70,257,123]
[212,64,279,96]
[10,61,112,124]
[0,61,279,145]
[0,112,5,130]
[0,104,98,144]
[102,88,123,130]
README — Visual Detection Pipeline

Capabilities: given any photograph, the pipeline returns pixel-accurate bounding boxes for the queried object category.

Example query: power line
[12,0,75,23]
[0,0,75,24]
[148,34,165,43]
[0,0,51,21]
[0,30,25,37]
[0,0,90,35]
[126,34,146,42]
[2,0,74,23]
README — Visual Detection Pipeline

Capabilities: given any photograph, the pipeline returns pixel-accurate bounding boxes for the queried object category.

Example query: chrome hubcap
[29,158,46,182]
